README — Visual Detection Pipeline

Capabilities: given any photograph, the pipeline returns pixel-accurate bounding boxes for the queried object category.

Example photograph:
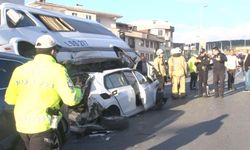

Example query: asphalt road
[63,70,250,150]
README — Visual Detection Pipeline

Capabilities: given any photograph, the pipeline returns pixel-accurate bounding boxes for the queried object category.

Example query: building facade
[115,23,164,61]
[131,20,175,54]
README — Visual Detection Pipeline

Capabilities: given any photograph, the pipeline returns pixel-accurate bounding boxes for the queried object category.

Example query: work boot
[172,94,179,100]
[180,93,186,99]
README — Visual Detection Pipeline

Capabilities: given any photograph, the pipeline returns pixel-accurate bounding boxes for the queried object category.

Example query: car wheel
[51,130,62,150]
[57,117,69,144]
[99,116,129,130]
[13,137,26,150]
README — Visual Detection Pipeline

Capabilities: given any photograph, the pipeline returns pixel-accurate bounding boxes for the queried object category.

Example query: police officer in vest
[5,35,83,150]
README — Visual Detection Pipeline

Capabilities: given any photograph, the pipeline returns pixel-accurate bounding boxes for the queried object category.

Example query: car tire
[13,137,26,150]
[57,117,68,144]
[99,116,129,130]
[52,130,62,150]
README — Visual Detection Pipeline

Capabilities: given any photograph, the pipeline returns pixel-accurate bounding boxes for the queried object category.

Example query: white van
[0,3,137,62]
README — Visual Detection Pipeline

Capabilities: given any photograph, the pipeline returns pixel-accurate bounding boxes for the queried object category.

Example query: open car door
[133,71,160,110]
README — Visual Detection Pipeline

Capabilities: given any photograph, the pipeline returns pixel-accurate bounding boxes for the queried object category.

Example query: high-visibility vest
[5,54,82,134]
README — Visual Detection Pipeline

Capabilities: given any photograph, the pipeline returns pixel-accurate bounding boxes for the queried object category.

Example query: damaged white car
[58,48,166,133]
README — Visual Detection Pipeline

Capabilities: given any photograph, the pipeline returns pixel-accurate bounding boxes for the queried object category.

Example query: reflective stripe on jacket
[168,55,187,77]
[5,54,82,134]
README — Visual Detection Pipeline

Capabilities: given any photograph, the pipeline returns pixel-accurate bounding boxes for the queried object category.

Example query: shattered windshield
[63,18,115,36]
[32,13,75,32]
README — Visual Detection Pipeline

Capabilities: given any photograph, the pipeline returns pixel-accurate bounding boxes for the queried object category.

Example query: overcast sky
[26,0,250,43]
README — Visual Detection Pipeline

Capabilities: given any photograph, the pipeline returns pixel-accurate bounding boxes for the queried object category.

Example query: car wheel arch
[17,41,36,58]
[102,105,121,116]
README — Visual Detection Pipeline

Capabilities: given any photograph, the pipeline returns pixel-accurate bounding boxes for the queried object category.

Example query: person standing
[153,49,167,91]
[136,54,148,76]
[168,47,187,99]
[211,47,227,98]
[196,49,211,97]
[188,54,198,90]
[225,49,239,90]
[5,35,83,150]
[243,50,250,91]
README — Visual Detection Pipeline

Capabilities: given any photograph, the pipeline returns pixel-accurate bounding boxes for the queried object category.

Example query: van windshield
[33,13,75,32]
[63,18,115,36]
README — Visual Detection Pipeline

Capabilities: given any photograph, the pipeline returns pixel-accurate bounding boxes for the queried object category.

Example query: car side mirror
[6,9,23,27]
[100,90,118,99]
[100,93,111,99]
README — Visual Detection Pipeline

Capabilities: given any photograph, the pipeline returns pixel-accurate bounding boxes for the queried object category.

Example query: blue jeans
[245,70,250,90]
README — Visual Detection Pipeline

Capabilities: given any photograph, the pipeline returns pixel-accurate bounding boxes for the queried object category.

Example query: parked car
[0,52,68,150]
[0,52,28,150]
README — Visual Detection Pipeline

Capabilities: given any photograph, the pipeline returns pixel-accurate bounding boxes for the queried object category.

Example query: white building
[115,23,164,61]
[28,1,122,29]
[0,0,24,5]
[131,20,174,52]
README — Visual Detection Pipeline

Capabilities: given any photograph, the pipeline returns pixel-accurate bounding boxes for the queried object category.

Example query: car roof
[0,52,30,62]
[1,3,99,25]
[103,67,132,74]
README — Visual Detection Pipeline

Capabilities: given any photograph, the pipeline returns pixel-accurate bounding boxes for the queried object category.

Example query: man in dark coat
[196,48,210,97]
[136,54,148,76]
[211,47,227,98]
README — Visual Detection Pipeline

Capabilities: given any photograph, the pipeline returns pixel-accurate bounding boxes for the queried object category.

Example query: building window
[158,29,163,36]
[150,41,154,48]
[146,40,149,48]
[139,39,144,47]
[154,42,160,49]
[72,12,77,16]
[145,53,149,60]
[128,37,135,48]
[86,15,92,20]
[150,54,154,61]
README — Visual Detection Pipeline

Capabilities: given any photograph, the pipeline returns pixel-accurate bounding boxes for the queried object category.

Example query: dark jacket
[136,60,148,75]
[212,53,227,72]
[196,55,210,73]
[244,54,250,71]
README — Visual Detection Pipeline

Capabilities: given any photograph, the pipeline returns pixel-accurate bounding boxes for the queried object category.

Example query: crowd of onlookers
[137,47,250,100]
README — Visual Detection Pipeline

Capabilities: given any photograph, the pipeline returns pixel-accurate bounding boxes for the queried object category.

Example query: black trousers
[190,72,198,89]
[227,69,236,90]
[20,130,56,150]
[198,71,208,96]
[213,70,225,97]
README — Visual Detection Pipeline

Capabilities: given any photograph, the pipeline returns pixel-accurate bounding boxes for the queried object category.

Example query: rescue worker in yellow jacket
[5,35,83,150]
[168,47,187,99]
[188,54,198,90]
[154,49,167,91]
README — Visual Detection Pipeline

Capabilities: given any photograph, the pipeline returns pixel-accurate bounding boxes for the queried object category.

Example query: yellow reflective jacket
[188,56,197,73]
[5,54,82,134]
[168,55,187,77]
[153,56,167,77]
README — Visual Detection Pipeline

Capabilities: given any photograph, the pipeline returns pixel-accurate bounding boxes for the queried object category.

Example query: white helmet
[156,49,164,56]
[35,35,56,49]
[171,47,182,55]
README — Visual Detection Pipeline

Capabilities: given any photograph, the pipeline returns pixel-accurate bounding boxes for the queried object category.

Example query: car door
[133,71,159,110]
[0,58,23,148]
[104,71,136,116]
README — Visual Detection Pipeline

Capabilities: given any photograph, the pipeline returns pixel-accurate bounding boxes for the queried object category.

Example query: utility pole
[199,1,208,52]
